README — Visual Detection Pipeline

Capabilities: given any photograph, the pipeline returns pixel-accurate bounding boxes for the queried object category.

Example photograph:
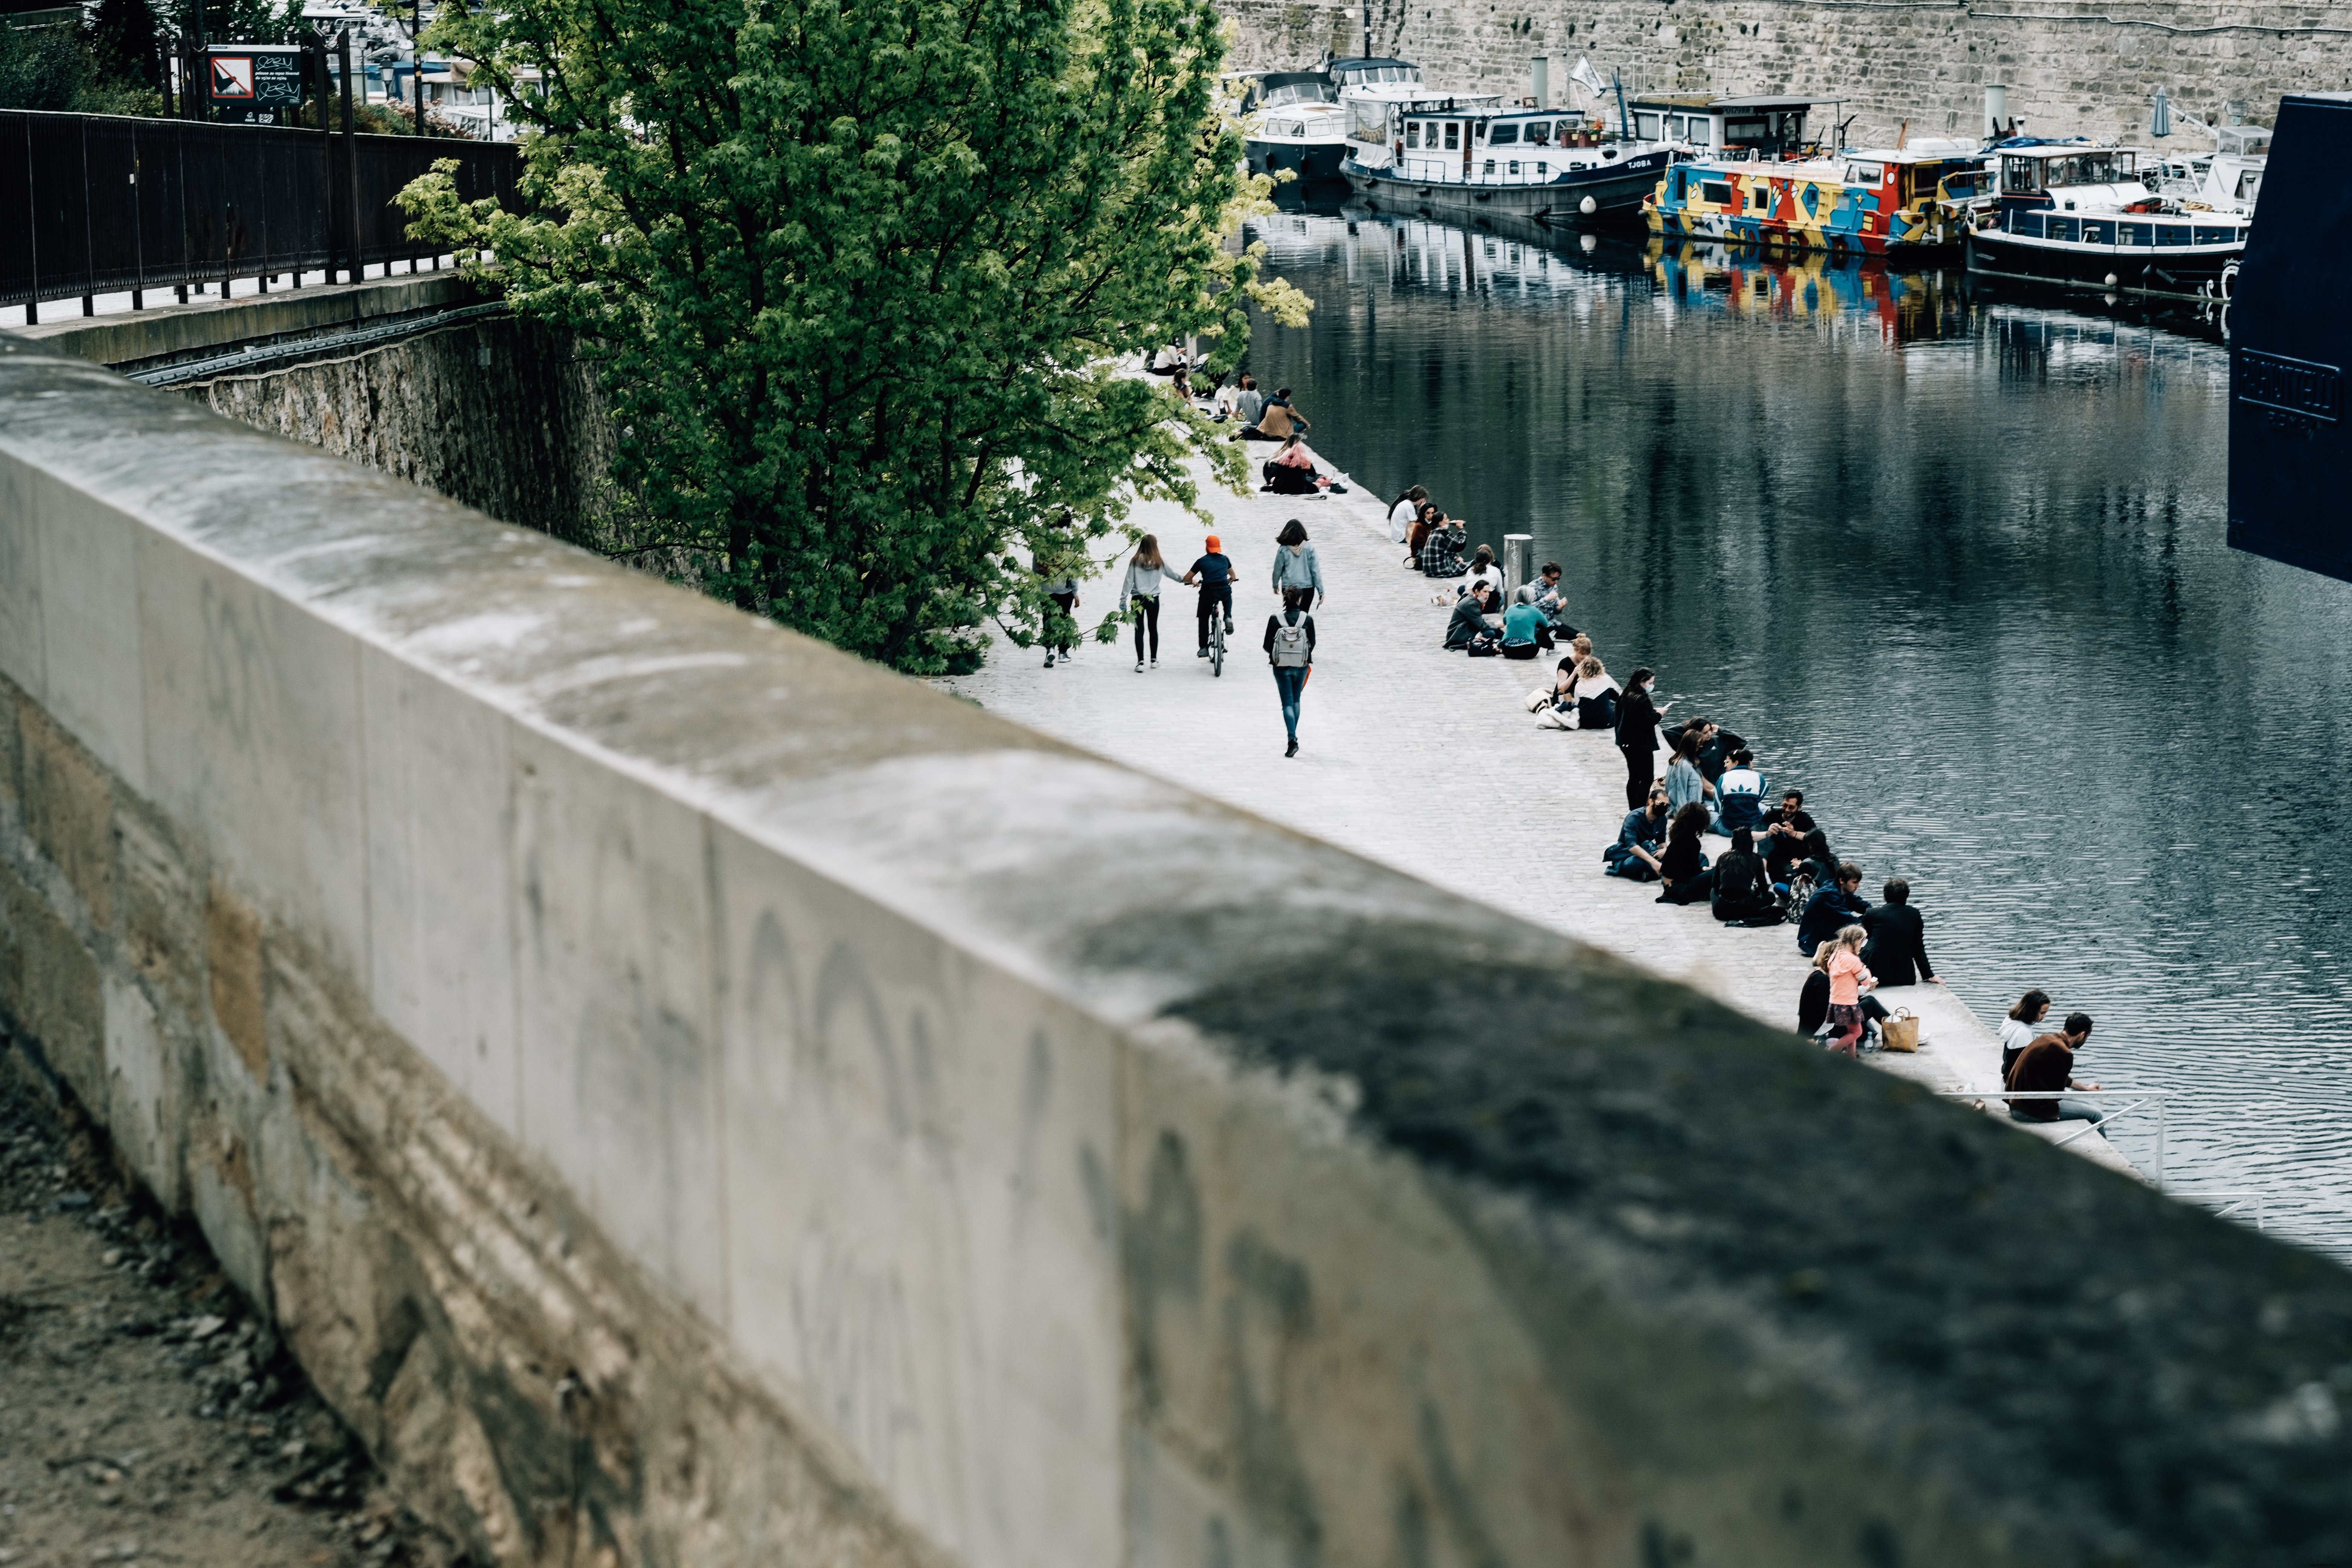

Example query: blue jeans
[2011,1097,2106,1125]
[1272,666,1307,738]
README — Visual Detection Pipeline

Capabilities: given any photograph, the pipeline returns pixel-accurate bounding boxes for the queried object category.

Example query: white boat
[1968,141,2256,300]
[1242,70,1347,184]
[1342,98,1677,223]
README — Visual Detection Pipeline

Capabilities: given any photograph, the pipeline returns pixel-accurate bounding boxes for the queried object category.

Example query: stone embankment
[1218,0,2350,145]
[5,327,2352,1566]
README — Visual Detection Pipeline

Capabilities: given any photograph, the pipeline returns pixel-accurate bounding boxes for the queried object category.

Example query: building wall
[3,331,2351,1566]
[1220,0,2352,145]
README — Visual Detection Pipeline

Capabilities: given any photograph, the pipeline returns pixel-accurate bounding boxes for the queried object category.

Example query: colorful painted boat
[1645,140,1994,256]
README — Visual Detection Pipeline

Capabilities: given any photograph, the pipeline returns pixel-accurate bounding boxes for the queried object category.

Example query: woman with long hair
[1656,803,1716,905]
[1271,519,1325,608]
[1614,667,1662,809]
[1264,586,1317,757]
[1663,726,1715,819]
[1389,484,1428,551]
[1825,925,1876,1057]
[2000,988,2053,1079]
[1121,534,1170,671]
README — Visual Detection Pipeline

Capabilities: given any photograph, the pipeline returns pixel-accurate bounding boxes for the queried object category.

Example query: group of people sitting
[1142,354,1347,495]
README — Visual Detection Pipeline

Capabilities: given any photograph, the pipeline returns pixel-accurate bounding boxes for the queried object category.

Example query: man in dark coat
[1796,862,1870,957]
[1859,878,1942,988]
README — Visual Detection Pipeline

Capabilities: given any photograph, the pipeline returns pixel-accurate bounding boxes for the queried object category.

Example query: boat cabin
[1327,55,1420,89]
[1995,145,2139,204]
[1246,70,1338,112]
[1625,94,1819,155]
[1349,92,1506,151]
[1383,104,1605,174]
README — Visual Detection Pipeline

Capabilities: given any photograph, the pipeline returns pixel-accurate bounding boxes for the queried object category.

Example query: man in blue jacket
[1603,787,1671,880]
[1796,861,1870,956]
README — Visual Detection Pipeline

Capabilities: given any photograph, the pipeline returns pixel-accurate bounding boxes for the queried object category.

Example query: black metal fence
[0,109,521,316]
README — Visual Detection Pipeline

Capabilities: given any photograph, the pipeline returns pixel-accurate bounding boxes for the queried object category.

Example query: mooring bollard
[1503,533,1533,598]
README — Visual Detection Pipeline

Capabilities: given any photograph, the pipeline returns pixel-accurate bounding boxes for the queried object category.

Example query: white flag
[1569,56,1612,105]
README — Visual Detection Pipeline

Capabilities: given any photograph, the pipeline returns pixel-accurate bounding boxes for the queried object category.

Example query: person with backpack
[1271,519,1325,607]
[1179,534,1235,657]
[1614,667,1664,809]
[1709,829,1780,924]
[1265,587,1316,757]
[1121,535,1171,671]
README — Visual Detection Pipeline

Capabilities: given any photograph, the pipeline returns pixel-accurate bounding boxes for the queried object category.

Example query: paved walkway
[939,435,2135,1176]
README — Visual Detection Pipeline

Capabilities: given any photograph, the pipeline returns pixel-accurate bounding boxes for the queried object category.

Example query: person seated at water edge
[1444,590,1500,654]
[1146,341,1191,376]
[1796,861,1870,956]
[1389,485,1428,560]
[1655,804,1716,906]
[1999,988,2053,1080]
[1603,786,1671,880]
[1572,654,1620,730]
[1499,588,1551,659]
[1179,535,1236,657]
[1713,748,1768,835]
[1761,789,1815,886]
[1419,518,1469,577]
[1231,374,1264,430]
[1797,942,1836,1037]
[1859,878,1941,989]
[1237,386,1312,442]
[1709,829,1781,925]
[1663,729,1715,822]
[2006,1013,2101,1125]
[1824,925,1877,1057]
[1269,519,1326,608]
[1526,656,1579,717]
[1263,434,1347,495]
[1790,828,1838,897]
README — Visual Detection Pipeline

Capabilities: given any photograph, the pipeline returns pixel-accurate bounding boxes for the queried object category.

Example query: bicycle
[1205,597,1226,676]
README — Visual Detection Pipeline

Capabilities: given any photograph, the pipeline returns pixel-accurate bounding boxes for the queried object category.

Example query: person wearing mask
[1859,878,1941,989]
[1500,586,1550,659]
[1655,804,1715,905]
[1614,667,1665,809]
[1418,517,1468,577]
[1179,535,1235,658]
[1264,586,1316,757]
[1797,861,1870,957]
[1710,829,1779,924]
[1445,590,1499,653]
[1389,485,1427,559]
[1037,555,1079,668]
[1604,785,1671,880]
[1999,989,2053,1080]
[1663,729,1715,821]
[2006,1014,2101,1125]
[1825,925,1876,1057]
[1121,534,1171,671]
[1714,749,1769,835]
[1270,519,1325,608]
[1762,789,1815,886]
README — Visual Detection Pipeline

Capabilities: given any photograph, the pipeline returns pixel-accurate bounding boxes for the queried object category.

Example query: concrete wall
[1223,0,2352,145]
[3,330,2352,1567]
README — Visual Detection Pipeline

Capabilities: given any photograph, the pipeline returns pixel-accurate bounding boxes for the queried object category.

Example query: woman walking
[1265,587,1316,757]
[1615,666,1663,809]
[1271,519,1325,609]
[1122,535,1171,671]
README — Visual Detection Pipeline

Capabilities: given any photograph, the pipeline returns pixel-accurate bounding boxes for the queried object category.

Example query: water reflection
[1244,211,2352,1258]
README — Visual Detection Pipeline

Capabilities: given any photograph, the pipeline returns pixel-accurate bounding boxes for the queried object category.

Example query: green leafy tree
[86,0,159,90]
[401,0,1309,674]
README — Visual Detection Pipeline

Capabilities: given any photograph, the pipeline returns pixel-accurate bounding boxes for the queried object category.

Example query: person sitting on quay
[1797,860,1870,956]
[1824,924,1876,1057]
[1999,988,2053,1080]
[1389,485,1428,565]
[1419,517,1469,577]
[1529,562,1575,636]
[1859,877,1942,990]
[1445,589,1500,654]
[1467,542,1500,585]
[1790,828,1838,896]
[1603,786,1671,880]
[1572,653,1619,731]
[1709,828,1782,925]
[1270,518,1325,608]
[1232,374,1264,430]
[1797,937,1890,1043]
[1210,375,1242,423]
[2006,1014,2102,1126]
[1406,502,1438,564]
[1663,728,1715,823]
[1655,804,1715,905]
[1263,434,1338,495]
[1761,789,1815,888]
[1500,587,1551,659]
[1528,656,1578,719]
[1237,386,1311,442]
[1713,747,1768,836]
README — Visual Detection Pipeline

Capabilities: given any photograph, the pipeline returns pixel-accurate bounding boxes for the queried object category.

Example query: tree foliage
[402,0,1308,673]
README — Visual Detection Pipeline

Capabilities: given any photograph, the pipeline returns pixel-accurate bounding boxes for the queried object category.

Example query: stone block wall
[4,329,2352,1566]
[1222,0,2352,145]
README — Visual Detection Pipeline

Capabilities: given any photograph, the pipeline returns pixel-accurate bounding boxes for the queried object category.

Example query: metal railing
[1938,1088,2169,1181]
[1,109,518,317]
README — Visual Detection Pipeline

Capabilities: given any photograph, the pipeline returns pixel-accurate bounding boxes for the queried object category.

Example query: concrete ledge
[14,274,481,368]
[1,332,2350,1567]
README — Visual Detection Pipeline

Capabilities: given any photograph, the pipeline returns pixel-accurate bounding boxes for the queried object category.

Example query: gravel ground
[0,1041,458,1568]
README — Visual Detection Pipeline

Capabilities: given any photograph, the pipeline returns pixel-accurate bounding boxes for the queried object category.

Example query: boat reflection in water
[1643,236,1968,345]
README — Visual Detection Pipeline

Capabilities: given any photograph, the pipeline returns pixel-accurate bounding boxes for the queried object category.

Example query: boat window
[2001,157,2042,195]
[1508,160,1520,175]
[1635,111,1660,139]
[1751,184,1771,213]
[1406,122,1421,149]
[2011,211,2044,237]
[1491,123,1519,145]
[1536,160,1547,176]
[1701,180,1732,205]
[2119,222,2152,246]
[1524,119,1550,145]
[2155,222,2189,246]
[1725,116,1766,143]
[2045,152,2127,188]
[2194,224,2237,245]
[1689,118,1712,147]
[1941,168,1980,198]
[2078,219,2110,245]
[1555,119,1576,144]
[1801,184,1819,217]
[1847,162,1883,185]
[2046,216,2078,242]
[1483,159,1497,175]
[1667,115,1686,139]
[1444,122,1459,150]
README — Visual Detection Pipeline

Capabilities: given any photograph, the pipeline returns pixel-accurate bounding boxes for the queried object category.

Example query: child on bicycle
[1181,534,1236,659]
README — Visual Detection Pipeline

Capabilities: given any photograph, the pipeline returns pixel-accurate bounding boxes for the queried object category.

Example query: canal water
[1243,211,2352,1257]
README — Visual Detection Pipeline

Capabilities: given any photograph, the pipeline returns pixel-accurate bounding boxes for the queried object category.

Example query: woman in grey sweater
[1121,536,1170,670]
[1270,519,1325,608]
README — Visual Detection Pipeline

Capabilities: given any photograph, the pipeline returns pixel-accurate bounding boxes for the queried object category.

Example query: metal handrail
[2167,1190,2269,1231]
[1937,1089,2168,1182]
